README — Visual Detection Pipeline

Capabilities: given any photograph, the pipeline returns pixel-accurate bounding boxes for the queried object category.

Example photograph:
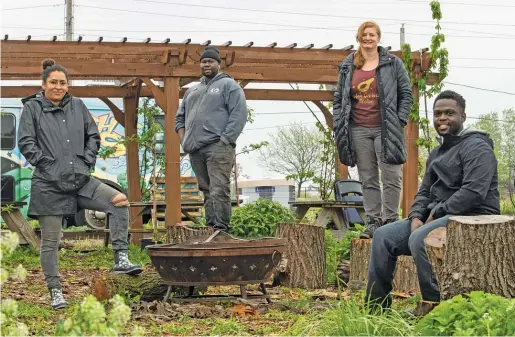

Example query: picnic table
[289,200,366,231]
[1,201,41,249]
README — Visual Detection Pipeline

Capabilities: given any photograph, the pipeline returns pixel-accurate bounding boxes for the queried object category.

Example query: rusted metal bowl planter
[146,231,287,302]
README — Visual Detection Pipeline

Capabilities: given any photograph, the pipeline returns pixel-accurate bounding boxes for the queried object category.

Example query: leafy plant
[54,294,142,336]
[230,198,295,237]
[1,232,29,336]
[416,291,515,336]
[401,0,449,156]
[325,228,362,285]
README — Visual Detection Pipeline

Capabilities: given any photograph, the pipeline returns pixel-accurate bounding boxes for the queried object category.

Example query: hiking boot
[113,250,143,275]
[405,300,439,317]
[213,223,229,231]
[360,217,383,239]
[49,288,68,310]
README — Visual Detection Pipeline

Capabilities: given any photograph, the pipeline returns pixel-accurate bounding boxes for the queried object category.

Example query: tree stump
[275,223,326,289]
[424,227,447,285]
[167,224,213,244]
[426,215,515,300]
[349,239,420,294]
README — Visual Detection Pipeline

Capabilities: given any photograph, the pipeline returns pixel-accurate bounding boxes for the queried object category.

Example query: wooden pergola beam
[141,77,166,110]
[98,97,125,127]
[1,86,337,101]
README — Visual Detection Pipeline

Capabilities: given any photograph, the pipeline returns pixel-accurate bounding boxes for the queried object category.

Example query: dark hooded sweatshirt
[408,127,500,221]
[18,91,101,217]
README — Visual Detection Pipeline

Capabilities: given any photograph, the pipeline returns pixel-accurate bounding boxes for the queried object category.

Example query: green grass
[3,244,151,270]
[287,294,417,336]
[210,317,249,336]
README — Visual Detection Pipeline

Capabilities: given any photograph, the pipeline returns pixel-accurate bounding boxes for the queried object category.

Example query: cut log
[424,227,447,285]
[1,208,41,250]
[167,224,213,244]
[437,215,515,300]
[349,239,420,294]
[91,270,206,301]
[275,223,326,289]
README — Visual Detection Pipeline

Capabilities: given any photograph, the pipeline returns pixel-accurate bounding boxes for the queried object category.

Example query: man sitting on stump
[366,90,500,314]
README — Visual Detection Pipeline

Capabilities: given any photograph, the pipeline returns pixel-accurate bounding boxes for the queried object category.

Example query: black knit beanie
[200,46,221,63]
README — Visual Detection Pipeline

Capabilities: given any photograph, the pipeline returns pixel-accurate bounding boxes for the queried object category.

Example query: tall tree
[259,122,324,197]
[473,108,515,195]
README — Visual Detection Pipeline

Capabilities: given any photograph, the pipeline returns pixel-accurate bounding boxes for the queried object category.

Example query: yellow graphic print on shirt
[353,77,379,105]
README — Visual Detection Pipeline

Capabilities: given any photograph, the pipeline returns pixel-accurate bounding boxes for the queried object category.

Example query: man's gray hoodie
[175,73,248,153]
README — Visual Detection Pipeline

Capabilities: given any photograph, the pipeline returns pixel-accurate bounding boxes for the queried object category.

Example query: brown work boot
[405,300,439,317]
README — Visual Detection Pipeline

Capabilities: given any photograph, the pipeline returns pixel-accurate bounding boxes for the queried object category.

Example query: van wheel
[80,179,126,230]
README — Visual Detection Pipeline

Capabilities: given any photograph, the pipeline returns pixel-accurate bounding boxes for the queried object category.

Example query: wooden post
[164,77,182,226]
[123,96,143,244]
[1,207,41,250]
[402,62,421,218]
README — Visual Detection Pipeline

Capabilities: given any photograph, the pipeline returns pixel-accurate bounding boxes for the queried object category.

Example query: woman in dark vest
[18,59,143,309]
[333,21,412,238]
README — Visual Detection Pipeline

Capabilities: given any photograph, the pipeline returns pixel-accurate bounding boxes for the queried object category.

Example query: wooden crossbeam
[1,86,336,101]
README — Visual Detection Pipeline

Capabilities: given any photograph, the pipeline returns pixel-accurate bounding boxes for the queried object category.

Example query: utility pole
[400,23,405,47]
[65,0,73,41]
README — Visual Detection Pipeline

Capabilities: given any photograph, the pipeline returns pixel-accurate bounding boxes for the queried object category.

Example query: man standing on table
[366,90,500,315]
[175,46,248,231]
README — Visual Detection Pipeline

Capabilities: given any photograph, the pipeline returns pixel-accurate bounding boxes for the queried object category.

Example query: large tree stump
[167,224,213,244]
[275,223,325,289]
[349,239,420,294]
[424,227,446,285]
[426,215,515,300]
[91,270,207,301]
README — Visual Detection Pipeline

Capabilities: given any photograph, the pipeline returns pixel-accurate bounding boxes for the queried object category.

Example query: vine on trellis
[402,0,449,155]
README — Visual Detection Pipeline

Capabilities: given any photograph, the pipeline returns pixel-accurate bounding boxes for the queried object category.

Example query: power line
[391,0,515,8]
[75,5,371,30]
[3,4,63,11]
[89,1,515,28]
[444,82,515,96]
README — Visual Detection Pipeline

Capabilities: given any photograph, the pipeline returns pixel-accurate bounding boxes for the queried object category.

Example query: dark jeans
[38,183,129,289]
[366,216,450,305]
[189,142,235,229]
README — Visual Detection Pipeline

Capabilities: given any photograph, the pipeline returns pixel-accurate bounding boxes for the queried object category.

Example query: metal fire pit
[146,231,287,303]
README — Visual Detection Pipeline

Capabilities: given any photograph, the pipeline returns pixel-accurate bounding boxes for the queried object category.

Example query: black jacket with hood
[18,91,101,217]
[408,127,500,221]
[333,46,412,167]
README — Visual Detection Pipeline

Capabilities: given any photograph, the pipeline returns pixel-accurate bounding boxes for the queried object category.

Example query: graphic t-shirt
[350,68,381,127]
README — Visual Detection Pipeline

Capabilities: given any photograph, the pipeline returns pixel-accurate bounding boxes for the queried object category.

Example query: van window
[1,113,16,150]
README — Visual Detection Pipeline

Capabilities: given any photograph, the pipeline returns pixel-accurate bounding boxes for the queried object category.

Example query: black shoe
[49,288,68,310]
[113,250,143,275]
[360,217,383,239]
[212,223,229,231]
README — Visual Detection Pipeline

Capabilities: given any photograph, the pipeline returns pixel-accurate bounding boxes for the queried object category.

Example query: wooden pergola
[1,39,432,238]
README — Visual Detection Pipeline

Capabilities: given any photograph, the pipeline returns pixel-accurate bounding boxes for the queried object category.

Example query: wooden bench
[289,200,366,231]
[1,201,40,249]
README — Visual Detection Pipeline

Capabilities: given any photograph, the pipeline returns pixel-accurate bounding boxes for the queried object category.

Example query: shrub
[230,198,295,237]
[416,291,515,336]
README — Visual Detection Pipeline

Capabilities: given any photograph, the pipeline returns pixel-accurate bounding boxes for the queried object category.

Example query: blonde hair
[354,21,382,69]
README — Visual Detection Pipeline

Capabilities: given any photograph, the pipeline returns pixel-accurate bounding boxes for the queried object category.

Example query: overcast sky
[2,0,515,180]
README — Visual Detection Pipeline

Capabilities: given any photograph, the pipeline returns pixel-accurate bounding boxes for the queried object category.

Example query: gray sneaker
[113,250,143,275]
[49,288,68,310]
[360,217,383,239]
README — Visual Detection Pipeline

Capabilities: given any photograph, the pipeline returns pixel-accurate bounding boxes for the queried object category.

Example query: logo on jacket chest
[210,88,220,94]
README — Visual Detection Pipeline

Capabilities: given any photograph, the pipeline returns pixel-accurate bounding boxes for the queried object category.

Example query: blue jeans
[366,216,449,305]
